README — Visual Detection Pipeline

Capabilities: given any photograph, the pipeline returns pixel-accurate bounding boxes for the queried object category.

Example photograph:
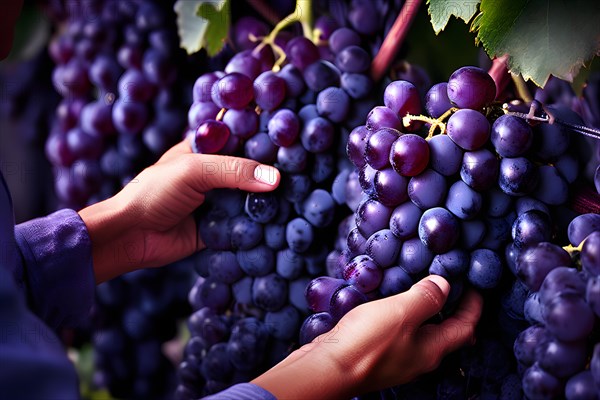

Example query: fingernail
[253,165,279,186]
[427,274,451,297]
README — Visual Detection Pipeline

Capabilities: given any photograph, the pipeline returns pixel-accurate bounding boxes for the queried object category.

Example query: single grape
[316,87,350,123]
[490,114,533,157]
[418,207,460,254]
[343,255,383,293]
[446,109,490,151]
[373,167,409,207]
[445,180,482,220]
[366,106,403,131]
[390,134,430,177]
[467,249,503,289]
[191,120,230,154]
[428,134,463,177]
[365,229,402,268]
[425,82,452,118]
[511,210,553,249]
[335,45,370,73]
[447,66,496,110]
[408,169,447,209]
[383,80,422,119]
[461,148,498,191]
[365,127,401,169]
[389,201,422,240]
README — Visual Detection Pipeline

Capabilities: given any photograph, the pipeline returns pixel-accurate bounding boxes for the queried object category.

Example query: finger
[157,140,192,164]
[415,289,483,359]
[394,275,450,331]
[185,153,280,193]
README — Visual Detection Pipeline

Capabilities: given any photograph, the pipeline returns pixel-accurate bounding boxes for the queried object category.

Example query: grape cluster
[45,1,198,397]
[510,216,600,399]
[46,0,190,210]
[177,14,393,398]
[299,65,598,398]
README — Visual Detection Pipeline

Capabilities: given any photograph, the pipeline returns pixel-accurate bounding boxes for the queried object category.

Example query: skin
[2,6,483,398]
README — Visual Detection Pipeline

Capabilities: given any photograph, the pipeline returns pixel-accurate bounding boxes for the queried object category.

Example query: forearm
[251,341,359,400]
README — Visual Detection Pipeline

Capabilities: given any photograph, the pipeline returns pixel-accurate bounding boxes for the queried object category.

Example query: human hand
[252,275,483,399]
[78,140,280,283]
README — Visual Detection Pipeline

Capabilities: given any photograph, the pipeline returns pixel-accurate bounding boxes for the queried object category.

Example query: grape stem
[252,0,313,71]
[563,243,583,255]
[403,107,458,138]
[245,0,281,26]
[216,108,226,121]
[370,0,423,82]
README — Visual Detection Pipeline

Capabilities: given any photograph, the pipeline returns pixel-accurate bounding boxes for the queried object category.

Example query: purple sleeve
[202,383,277,400]
[13,209,95,330]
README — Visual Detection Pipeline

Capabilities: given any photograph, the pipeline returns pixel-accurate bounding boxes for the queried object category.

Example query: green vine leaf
[427,0,481,34]
[471,0,600,86]
[174,0,230,56]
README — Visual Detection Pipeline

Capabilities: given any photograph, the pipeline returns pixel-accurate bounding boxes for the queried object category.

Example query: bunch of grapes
[45,1,201,397]
[297,65,600,398]
[176,11,403,397]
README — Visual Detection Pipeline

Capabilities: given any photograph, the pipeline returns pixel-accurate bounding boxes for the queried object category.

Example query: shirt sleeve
[202,383,277,400]
[13,209,95,331]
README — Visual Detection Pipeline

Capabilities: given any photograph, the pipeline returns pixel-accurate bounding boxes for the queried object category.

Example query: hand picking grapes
[2,0,600,399]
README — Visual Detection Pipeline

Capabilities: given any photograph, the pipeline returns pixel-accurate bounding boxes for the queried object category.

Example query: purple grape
[254,71,286,111]
[490,114,533,157]
[582,231,600,275]
[299,312,336,345]
[534,165,568,206]
[305,277,347,313]
[223,107,259,139]
[285,37,320,71]
[343,255,383,293]
[365,127,401,169]
[390,134,430,177]
[373,168,409,207]
[346,125,371,168]
[522,363,564,399]
[303,60,341,92]
[535,335,588,378]
[89,55,122,91]
[380,267,413,296]
[191,120,230,154]
[355,198,393,238]
[390,201,422,240]
[212,72,254,110]
[348,0,380,35]
[335,45,370,73]
[418,207,460,254]
[365,229,402,268]
[445,180,482,220]
[277,64,306,97]
[225,50,262,79]
[267,109,299,147]
[112,99,148,136]
[425,82,452,118]
[447,66,496,110]
[568,213,600,246]
[142,48,176,85]
[193,72,223,103]
[511,210,553,249]
[554,153,578,184]
[429,249,469,278]
[341,73,373,99]
[301,189,335,228]
[565,371,598,400]
[80,100,115,137]
[467,249,502,289]
[329,284,367,320]
[383,80,422,120]
[516,242,572,291]
[300,117,335,153]
[539,266,586,306]
[316,87,350,123]
[514,325,546,367]
[408,169,447,209]
[498,157,539,196]
[66,127,104,160]
[543,294,595,342]
[188,101,221,130]
[460,148,499,191]
[446,109,490,150]
[398,237,434,275]
[329,27,361,54]
[244,132,278,163]
[118,68,155,102]
[232,16,269,50]
[366,106,403,131]
[277,142,307,173]
[428,134,463,176]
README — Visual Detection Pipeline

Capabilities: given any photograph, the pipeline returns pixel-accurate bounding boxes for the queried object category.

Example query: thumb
[186,154,280,193]
[397,275,450,331]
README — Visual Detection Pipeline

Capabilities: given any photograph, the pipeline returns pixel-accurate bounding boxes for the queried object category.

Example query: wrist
[252,340,360,400]
[78,195,140,283]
